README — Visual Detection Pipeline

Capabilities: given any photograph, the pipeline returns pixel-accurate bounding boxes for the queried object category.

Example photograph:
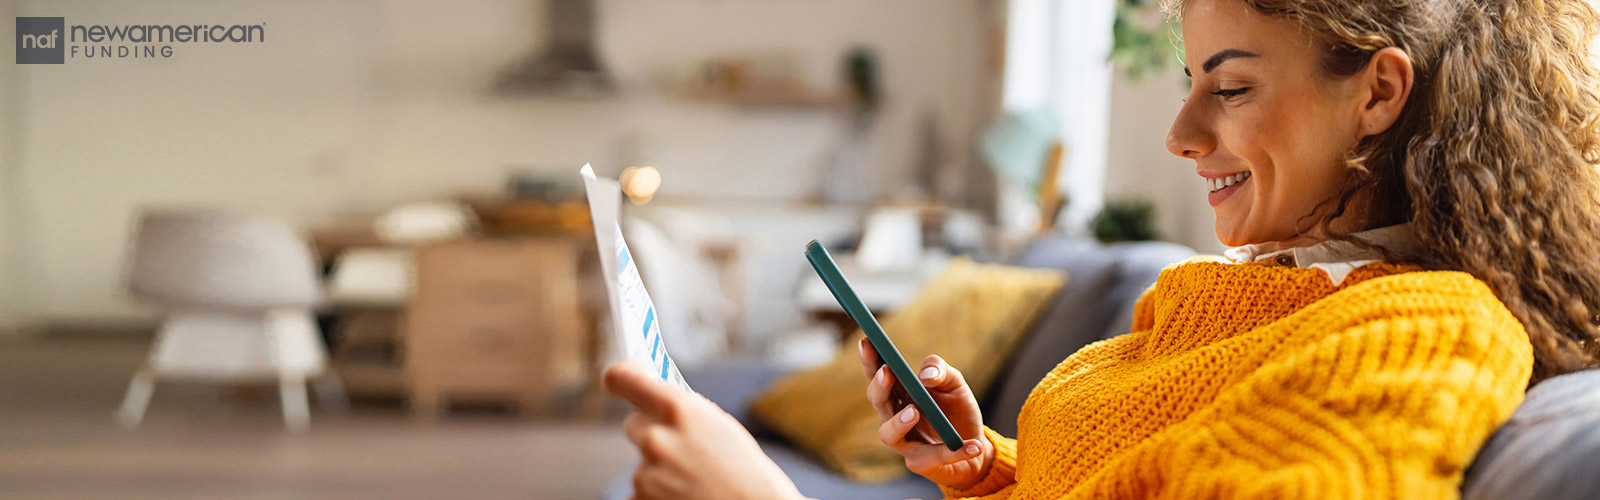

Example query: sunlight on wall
[1002,0,1114,232]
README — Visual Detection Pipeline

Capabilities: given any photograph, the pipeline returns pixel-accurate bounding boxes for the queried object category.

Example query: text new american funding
[58,22,265,59]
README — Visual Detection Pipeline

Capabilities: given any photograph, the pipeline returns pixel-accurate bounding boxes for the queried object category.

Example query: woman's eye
[1211,87,1250,99]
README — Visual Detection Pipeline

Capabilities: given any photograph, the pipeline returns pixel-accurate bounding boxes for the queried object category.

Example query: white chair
[114,209,344,432]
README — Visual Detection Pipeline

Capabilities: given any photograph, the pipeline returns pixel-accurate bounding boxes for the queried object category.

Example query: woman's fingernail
[875,368,887,385]
[899,406,916,423]
[920,366,938,380]
[965,444,980,456]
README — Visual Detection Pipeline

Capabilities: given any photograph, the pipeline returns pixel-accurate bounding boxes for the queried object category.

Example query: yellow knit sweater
[942,258,1533,500]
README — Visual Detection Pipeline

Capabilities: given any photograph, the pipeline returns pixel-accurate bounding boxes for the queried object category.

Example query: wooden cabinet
[404,236,586,418]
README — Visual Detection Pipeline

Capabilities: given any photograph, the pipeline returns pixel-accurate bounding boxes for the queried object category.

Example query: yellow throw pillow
[749,258,1065,482]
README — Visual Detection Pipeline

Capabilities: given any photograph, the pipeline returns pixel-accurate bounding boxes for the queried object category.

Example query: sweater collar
[1223,223,1421,285]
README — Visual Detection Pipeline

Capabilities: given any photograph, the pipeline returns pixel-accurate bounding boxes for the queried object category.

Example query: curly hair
[1162,0,1600,384]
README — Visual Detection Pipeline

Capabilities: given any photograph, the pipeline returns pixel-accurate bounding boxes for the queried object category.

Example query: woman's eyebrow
[1183,49,1262,77]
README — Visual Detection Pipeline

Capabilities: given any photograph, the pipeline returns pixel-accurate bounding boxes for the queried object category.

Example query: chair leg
[279,373,311,433]
[313,373,350,414]
[114,366,158,429]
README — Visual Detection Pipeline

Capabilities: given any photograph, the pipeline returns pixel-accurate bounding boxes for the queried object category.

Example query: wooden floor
[0,336,636,500]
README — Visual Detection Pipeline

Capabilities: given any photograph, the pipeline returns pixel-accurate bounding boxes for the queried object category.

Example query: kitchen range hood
[493,0,615,97]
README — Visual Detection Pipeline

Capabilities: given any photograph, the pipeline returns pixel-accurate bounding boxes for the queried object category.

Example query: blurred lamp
[980,107,1061,191]
[620,166,661,205]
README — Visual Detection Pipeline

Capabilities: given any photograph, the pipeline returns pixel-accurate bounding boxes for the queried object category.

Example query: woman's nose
[1166,101,1215,159]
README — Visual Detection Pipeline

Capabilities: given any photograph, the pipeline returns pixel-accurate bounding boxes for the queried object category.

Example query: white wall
[1104,67,1228,255]
[0,0,15,337]
[11,0,988,324]
[0,0,40,338]
[14,0,379,324]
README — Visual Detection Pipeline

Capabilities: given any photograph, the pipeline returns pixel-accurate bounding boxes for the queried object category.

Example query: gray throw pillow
[1461,368,1600,500]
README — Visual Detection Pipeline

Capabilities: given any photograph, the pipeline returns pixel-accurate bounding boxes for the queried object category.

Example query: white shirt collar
[1223,223,1420,285]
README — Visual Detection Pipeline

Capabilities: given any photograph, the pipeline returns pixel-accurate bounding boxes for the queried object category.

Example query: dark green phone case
[804,240,964,452]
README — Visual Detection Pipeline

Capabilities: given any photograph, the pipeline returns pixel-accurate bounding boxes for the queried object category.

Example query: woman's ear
[1356,47,1414,138]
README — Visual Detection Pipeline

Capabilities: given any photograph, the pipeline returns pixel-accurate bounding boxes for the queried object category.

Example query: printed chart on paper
[581,164,690,390]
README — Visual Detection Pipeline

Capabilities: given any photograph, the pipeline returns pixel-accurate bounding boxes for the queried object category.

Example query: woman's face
[1166,0,1369,247]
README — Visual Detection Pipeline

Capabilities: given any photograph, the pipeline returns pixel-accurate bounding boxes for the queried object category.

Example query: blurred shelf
[674,86,854,109]
[465,198,594,236]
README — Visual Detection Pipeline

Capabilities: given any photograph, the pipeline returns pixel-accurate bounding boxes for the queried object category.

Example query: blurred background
[0,0,1224,499]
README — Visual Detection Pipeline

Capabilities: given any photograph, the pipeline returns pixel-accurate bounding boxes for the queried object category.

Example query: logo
[15,16,265,64]
[16,17,64,64]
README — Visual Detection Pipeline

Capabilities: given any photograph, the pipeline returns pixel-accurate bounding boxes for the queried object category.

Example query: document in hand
[580,164,691,390]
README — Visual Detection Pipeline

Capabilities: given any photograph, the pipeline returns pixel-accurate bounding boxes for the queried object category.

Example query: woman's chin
[1216,233,1250,247]
[1213,220,1254,247]
[1216,221,1241,248]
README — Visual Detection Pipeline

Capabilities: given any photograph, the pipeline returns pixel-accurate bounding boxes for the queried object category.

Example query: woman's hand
[603,363,810,500]
[857,338,994,490]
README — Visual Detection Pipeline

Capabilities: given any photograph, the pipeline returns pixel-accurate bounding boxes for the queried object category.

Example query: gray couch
[605,236,1197,500]
[605,235,1600,500]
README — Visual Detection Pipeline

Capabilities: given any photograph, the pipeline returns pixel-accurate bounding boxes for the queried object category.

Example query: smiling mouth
[1207,171,1252,193]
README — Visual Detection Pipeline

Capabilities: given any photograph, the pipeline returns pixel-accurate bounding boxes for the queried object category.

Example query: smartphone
[804,240,964,452]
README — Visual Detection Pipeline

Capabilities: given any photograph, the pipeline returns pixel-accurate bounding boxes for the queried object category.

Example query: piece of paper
[581,164,691,391]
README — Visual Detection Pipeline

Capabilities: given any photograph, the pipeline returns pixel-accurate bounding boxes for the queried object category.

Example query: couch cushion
[601,438,944,500]
[1461,368,1600,500]
[985,235,1122,436]
[682,358,789,436]
[762,439,943,500]
[1101,241,1197,340]
[749,258,1065,482]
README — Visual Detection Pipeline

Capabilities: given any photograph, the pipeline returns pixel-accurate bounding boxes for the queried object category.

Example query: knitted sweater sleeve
[940,284,1166,500]
[1085,273,1535,499]
[938,427,1021,498]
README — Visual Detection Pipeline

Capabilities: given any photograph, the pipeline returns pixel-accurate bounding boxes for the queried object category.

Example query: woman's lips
[1207,174,1250,207]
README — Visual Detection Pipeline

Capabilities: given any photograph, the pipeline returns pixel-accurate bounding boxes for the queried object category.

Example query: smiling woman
[601,0,1600,499]
[1167,0,1600,383]
[1166,0,1408,249]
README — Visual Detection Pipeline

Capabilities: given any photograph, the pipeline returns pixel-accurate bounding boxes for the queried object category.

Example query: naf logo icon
[16,17,65,64]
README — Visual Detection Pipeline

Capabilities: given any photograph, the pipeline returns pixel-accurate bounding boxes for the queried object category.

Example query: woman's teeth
[1208,171,1252,192]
